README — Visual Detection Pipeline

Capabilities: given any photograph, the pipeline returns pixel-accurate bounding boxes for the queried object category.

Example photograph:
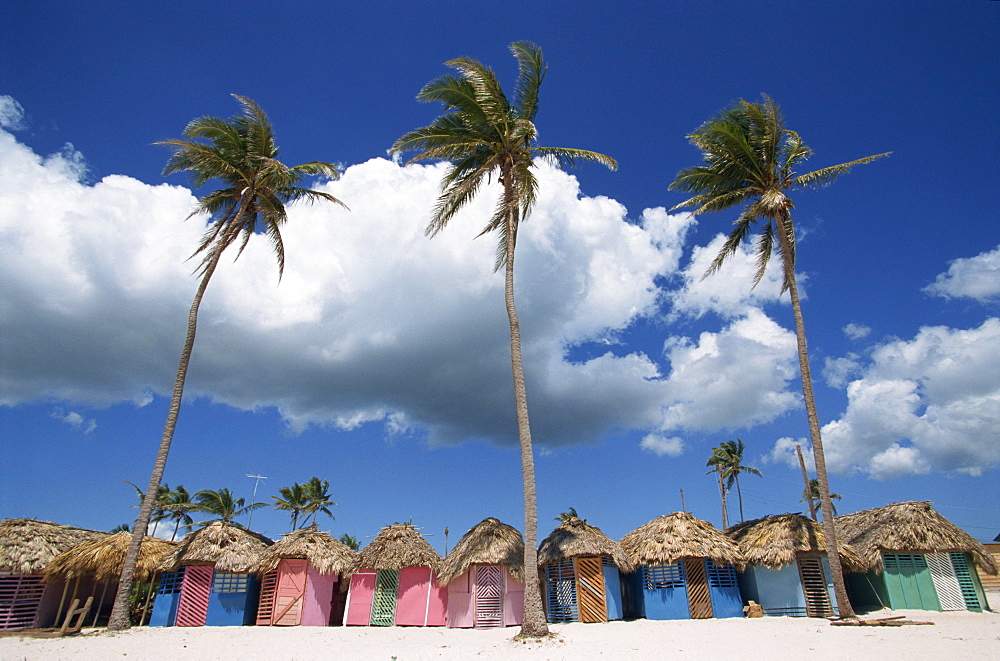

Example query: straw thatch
[438,518,525,585]
[537,518,635,573]
[161,522,272,573]
[619,512,746,570]
[0,519,107,575]
[727,513,864,572]
[254,524,359,576]
[836,501,999,575]
[43,531,176,584]
[349,523,442,577]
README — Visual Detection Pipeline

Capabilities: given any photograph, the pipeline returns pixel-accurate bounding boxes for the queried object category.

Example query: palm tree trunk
[776,212,856,619]
[503,200,548,638]
[735,476,744,523]
[107,241,227,631]
[716,468,728,529]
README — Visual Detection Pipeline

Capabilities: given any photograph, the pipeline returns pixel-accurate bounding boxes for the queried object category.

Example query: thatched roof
[619,512,745,570]
[537,518,634,573]
[836,501,999,575]
[43,531,176,583]
[438,518,524,585]
[727,513,864,572]
[161,522,272,573]
[254,525,359,576]
[350,523,442,576]
[0,519,107,575]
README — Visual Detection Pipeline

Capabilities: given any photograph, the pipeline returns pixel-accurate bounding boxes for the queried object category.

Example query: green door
[370,569,399,626]
[882,554,941,611]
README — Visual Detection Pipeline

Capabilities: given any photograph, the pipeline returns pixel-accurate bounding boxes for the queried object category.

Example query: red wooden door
[273,559,308,626]
[175,566,212,627]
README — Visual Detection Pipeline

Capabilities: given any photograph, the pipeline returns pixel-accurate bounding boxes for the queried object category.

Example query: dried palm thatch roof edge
[254,525,359,576]
[438,518,525,585]
[619,512,745,570]
[0,519,107,575]
[537,518,635,573]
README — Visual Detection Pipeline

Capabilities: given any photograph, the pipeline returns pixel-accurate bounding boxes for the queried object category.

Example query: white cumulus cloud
[923,245,1000,302]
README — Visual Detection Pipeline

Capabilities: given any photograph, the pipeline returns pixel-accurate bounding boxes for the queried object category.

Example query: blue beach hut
[619,512,744,620]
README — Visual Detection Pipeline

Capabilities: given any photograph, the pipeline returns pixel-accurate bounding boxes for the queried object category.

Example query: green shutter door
[370,569,399,626]
[882,554,941,611]
[950,553,982,612]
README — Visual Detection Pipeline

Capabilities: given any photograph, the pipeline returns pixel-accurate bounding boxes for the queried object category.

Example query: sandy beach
[4,605,999,661]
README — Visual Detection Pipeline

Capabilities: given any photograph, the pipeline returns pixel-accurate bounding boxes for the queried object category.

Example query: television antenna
[246,473,270,528]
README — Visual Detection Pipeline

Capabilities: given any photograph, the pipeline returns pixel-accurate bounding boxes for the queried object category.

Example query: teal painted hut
[836,501,997,613]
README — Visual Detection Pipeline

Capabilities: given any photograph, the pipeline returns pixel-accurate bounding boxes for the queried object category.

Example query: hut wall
[706,562,743,618]
[737,556,839,617]
[629,564,690,620]
[150,570,185,626]
[0,573,48,630]
[301,564,337,626]
[344,571,376,625]
[603,561,623,621]
[394,566,446,626]
[446,568,475,628]
[502,566,524,626]
[978,543,1000,593]
[204,571,260,626]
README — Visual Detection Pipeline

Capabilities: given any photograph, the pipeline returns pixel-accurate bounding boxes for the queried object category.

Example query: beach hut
[253,525,359,626]
[43,531,176,626]
[438,518,525,628]
[152,522,271,627]
[0,519,106,630]
[537,518,634,624]
[728,513,863,618]
[343,523,447,627]
[619,512,745,620]
[836,501,997,612]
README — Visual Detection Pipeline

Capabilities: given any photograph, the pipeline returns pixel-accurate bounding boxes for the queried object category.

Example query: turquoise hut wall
[849,552,989,613]
[736,555,839,617]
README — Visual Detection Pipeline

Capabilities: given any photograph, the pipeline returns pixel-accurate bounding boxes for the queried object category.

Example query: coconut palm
[670,95,888,619]
[191,487,266,526]
[338,533,361,551]
[108,95,345,630]
[302,477,335,526]
[125,481,172,537]
[556,507,579,523]
[391,41,616,637]
[273,482,310,531]
[164,485,195,541]
[801,478,842,518]
[706,439,762,524]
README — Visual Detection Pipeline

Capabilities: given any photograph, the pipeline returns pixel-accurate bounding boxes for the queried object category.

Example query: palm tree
[273,482,309,531]
[391,42,616,638]
[164,486,195,541]
[302,477,335,526]
[108,95,345,630]
[191,488,266,526]
[670,95,888,619]
[706,439,762,524]
[801,478,842,519]
[555,507,579,522]
[125,481,171,537]
[338,533,361,551]
[704,463,729,529]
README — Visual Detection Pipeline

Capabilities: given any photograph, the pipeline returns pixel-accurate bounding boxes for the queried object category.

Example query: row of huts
[1,501,995,631]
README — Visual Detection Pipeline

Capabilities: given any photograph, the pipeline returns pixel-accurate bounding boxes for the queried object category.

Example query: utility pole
[680,489,686,513]
[246,473,270,529]
[796,445,817,520]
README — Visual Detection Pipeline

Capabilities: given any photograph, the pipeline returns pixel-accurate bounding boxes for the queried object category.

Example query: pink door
[273,559,308,626]
[175,566,213,627]
[344,572,376,625]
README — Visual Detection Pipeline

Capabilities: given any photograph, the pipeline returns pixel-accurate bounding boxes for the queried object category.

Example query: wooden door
[370,569,399,626]
[474,566,503,628]
[256,570,278,625]
[684,558,713,619]
[175,566,212,627]
[273,559,308,625]
[797,557,834,618]
[574,557,607,623]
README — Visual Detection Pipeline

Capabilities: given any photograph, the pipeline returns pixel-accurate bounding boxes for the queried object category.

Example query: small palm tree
[164,486,195,541]
[109,95,345,630]
[302,477,335,526]
[338,533,361,551]
[273,482,309,531]
[110,523,131,533]
[706,439,762,524]
[670,95,888,619]
[125,481,171,537]
[801,479,842,519]
[191,488,266,526]
[391,41,616,639]
[555,507,579,522]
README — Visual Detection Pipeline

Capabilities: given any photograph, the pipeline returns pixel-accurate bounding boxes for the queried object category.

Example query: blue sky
[2,2,997,551]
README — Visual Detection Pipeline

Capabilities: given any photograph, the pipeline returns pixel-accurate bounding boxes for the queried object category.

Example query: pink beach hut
[438,518,525,629]
[344,523,446,627]
[253,525,359,626]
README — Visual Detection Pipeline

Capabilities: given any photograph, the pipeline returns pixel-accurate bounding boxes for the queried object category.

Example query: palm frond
[510,41,545,122]
[793,152,891,188]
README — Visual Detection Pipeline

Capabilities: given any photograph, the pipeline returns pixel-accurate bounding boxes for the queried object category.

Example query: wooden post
[796,445,817,520]
[91,581,109,627]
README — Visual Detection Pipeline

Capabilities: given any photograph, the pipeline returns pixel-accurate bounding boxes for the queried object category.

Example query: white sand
[4,607,999,661]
